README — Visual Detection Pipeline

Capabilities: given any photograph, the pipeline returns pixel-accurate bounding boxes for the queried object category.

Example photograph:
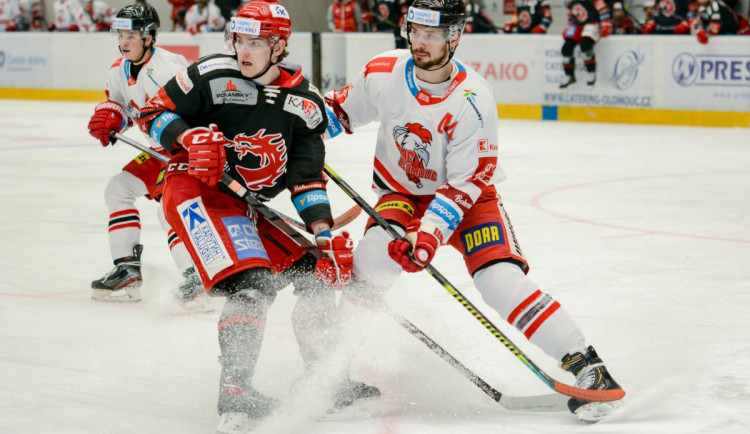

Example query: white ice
[1,100,749,434]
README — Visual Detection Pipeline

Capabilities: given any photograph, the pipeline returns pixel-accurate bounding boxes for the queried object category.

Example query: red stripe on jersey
[110,209,139,219]
[523,301,561,339]
[108,222,141,232]
[436,183,473,215]
[365,57,398,76]
[374,157,411,195]
[169,238,181,249]
[508,289,541,325]
[111,57,124,69]
[218,316,263,332]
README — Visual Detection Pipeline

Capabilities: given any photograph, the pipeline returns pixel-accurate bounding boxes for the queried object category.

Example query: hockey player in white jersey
[325,0,625,422]
[87,3,206,306]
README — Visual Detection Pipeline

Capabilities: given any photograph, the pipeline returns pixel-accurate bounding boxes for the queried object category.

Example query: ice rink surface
[1,100,749,433]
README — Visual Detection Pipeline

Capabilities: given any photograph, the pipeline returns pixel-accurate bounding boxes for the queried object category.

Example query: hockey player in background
[692,0,748,43]
[184,0,225,34]
[502,0,552,34]
[86,3,207,307]
[80,0,115,31]
[641,0,699,34]
[137,2,377,431]
[559,0,612,89]
[324,0,624,422]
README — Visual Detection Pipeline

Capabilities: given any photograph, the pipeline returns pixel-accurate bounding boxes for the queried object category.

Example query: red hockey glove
[188,22,204,35]
[315,230,354,288]
[674,20,690,34]
[641,20,656,34]
[387,219,439,273]
[88,101,128,146]
[68,23,79,32]
[695,29,709,44]
[181,124,228,186]
[531,25,547,34]
[502,21,515,33]
[600,19,612,37]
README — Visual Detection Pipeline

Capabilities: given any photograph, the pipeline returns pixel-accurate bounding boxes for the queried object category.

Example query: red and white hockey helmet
[227,1,292,46]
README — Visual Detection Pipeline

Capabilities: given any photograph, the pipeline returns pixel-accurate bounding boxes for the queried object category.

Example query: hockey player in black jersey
[560,0,612,89]
[138,1,378,432]
[503,0,553,34]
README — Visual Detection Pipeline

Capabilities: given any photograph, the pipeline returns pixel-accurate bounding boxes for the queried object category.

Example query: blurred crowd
[1,0,747,41]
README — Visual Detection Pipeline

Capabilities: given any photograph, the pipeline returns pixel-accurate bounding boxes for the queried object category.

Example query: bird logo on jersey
[226,129,287,191]
[393,123,438,189]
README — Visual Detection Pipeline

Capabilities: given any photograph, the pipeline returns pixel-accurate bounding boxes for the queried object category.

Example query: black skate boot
[559,74,577,90]
[586,72,597,88]
[174,267,212,313]
[91,244,143,302]
[333,379,381,409]
[216,370,280,433]
[561,345,623,423]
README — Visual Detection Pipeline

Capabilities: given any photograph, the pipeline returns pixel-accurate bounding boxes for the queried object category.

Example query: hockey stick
[110,133,361,231]
[111,133,565,410]
[323,164,625,404]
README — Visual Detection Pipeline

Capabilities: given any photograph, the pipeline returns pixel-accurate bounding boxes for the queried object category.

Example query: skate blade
[216,412,259,434]
[175,294,215,314]
[575,399,622,423]
[92,286,142,302]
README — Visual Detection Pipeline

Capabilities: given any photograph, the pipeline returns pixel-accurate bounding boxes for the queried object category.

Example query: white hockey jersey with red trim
[325,49,505,243]
[104,47,189,149]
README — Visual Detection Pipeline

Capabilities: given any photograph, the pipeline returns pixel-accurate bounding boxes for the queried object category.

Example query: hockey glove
[181,124,228,187]
[641,20,656,34]
[695,29,709,44]
[387,219,439,273]
[88,101,129,147]
[502,21,515,33]
[600,19,613,38]
[315,230,354,288]
[531,25,547,34]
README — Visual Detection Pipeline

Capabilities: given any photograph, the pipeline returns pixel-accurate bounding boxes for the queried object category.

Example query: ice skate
[586,72,597,88]
[91,244,143,302]
[559,74,577,90]
[174,267,213,313]
[561,345,623,423]
[332,379,381,409]
[217,374,280,424]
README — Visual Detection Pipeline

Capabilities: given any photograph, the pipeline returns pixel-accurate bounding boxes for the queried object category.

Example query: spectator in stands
[502,0,552,33]
[184,0,226,34]
[81,0,116,31]
[327,0,363,32]
[612,1,636,33]
[1,0,23,31]
[463,0,497,32]
[168,0,194,30]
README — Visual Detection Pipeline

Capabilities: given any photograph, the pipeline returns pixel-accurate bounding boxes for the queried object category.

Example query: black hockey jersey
[515,0,552,33]
[565,0,602,26]
[654,0,695,33]
[139,54,332,227]
[699,0,738,34]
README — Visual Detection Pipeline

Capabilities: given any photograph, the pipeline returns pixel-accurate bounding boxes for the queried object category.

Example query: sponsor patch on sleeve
[150,111,181,144]
[293,189,330,213]
[283,94,323,129]
[427,197,461,231]
[176,69,193,94]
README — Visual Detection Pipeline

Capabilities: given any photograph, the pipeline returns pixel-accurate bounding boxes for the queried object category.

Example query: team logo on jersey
[460,222,505,256]
[209,78,258,105]
[226,129,288,191]
[570,4,589,22]
[518,10,532,28]
[283,94,323,129]
[393,123,438,189]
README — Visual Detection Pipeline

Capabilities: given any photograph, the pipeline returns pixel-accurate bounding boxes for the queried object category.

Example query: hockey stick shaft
[323,164,625,403]
[111,133,566,409]
[110,133,360,231]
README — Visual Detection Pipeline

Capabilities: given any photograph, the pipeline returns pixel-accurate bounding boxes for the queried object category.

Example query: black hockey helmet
[112,4,160,43]
[402,0,467,42]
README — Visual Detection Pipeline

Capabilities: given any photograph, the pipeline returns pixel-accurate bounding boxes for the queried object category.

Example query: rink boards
[0,32,747,127]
